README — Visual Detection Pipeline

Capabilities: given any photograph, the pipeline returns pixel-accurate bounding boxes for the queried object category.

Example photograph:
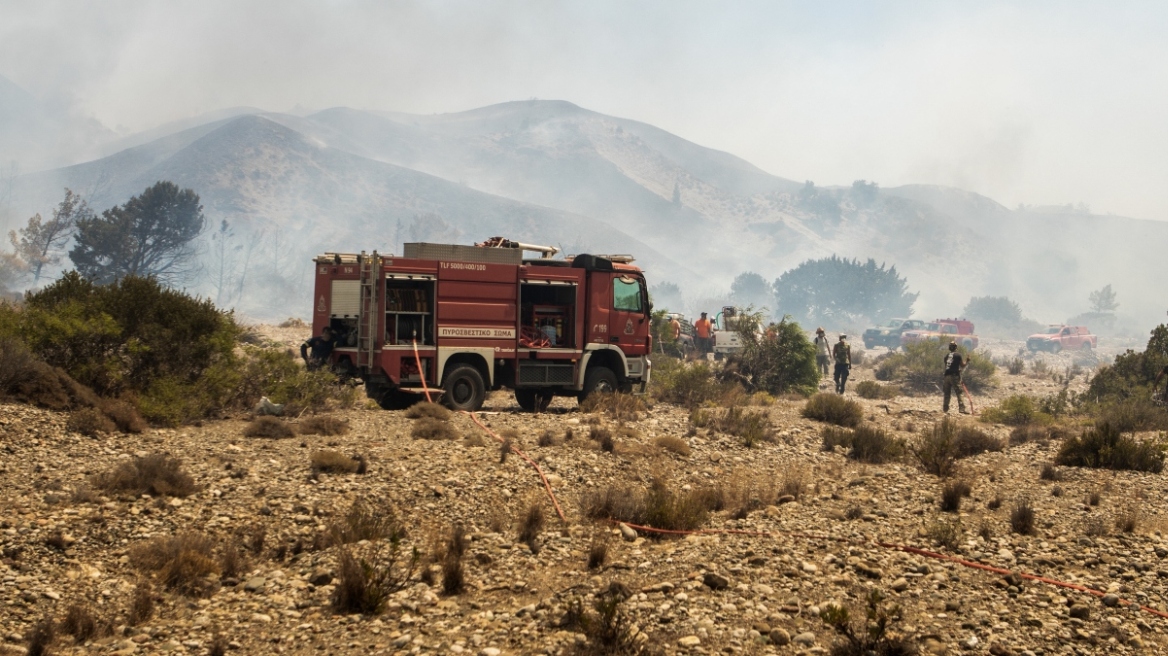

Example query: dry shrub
[588,537,609,570]
[569,587,641,655]
[310,450,364,474]
[463,433,488,448]
[590,426,616,453]
[411,416,458,440]
[441,524,467,595]
[243,416,295,438]
[940,481,971,512]
[987,494,1003,510]
[517,502,546,548]
[844,505,864,520]
[99,398,146,433]
[925,516,962,550]
[331,543,417,615]
[0,336,102,411]
[821,425,903,463]
[538,429,560,447]
[854,380,899,400]
[91,453,197,497]
[26,616,55,656]
[1056,422,1166,473]
[1088,490,1102,506]
[801,393,863,427]
[405,402,451,421]
[1010,424,1055,445]
[1115,504,1141,534]
[1085,516,1109,537]
[324,497,406,547]
[578,392,646,423]
[583,478,713,534]
[219,543,247,580]
[980,394,1051,426]
[819,591,919,656]
[953,424,1003,458]
[1040,462,1063,481]
[298,415,350,436]
[61,602,103,643]
[247,526,266,556]
[209,635,229,656]
[780,465,807,499]
[127,583,153,626]
[1010,498,1036,535]
[692,406,774,446]
[821,425,854,451]
[66,407,116,436]
[653,435,690,456]
[129,532,220,597]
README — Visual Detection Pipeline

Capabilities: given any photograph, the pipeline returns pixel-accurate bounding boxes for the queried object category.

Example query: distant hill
[4,94,1166,328]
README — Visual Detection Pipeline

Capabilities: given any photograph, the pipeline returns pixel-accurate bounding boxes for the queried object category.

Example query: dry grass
[779,465,808,500]
[517,502,546,549]
[412,417,459,441]
[91,453,197,497]
[99,399,146,433]
[298,415,350,436]
[129,532,220,597]
[583,478,714,534]
[925,516,962,550]
[912,419,1001,478]
[1010,498,1036,535]
[323,497,406,547]
[441,524,467,595]
[25,616,54,656]
[578,392,647,422]
[310,450,366,475]
[331,544,417,615]
[405,402,452,421]
[1115,504,1141,534]
[802,393,863,427]
[940,480,971,513]
[692,406,775,446]
[538,429,561,447]
[590,426,616,453]
[653,435,691,456]
[61,602,106,643]
[66,408,116,436]
[127,583,153,626]
[243,416,295,438]
[854,380,900,400]
[588,537,609,570]
[1040,462,1063,481]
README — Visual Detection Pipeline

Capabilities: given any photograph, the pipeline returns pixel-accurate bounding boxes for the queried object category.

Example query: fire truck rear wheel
[442,365,486,412]
[579,366,618,402]
[515,389,553,413]
[1050,343,1062,355]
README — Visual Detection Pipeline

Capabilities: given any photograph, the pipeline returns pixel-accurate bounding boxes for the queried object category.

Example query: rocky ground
[1,331,1166,656]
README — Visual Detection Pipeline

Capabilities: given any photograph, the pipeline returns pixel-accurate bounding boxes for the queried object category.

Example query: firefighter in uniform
[942,341,969,414]
[814,327,831,378]
[301,326,337,371]
[832,334,851,394]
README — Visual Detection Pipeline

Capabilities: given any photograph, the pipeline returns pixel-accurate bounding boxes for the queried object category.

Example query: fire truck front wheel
[442,365,486,412]
[579,366,618,402]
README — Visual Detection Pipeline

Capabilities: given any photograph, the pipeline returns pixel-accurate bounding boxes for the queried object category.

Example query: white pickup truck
[712,306,746,360]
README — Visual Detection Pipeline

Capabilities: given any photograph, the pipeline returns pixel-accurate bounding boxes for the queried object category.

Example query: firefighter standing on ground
[694,312,713,358]
[832,334,851,394]
[942,341,969,414]
[814,327,831,378]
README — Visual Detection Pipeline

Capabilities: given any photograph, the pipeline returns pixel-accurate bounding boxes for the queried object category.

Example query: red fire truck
[311,239,652,412]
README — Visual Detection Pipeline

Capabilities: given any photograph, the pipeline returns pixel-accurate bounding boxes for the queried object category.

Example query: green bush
[1083,324,1168,404]
[873,340,997,394]
[801,392,863,427]
[1055,423,1165,473]
[732,315,820,397]
[854,380,899,400]
[650,358,726,408]
[1091,397,1168,433]
[980,394,1051,426]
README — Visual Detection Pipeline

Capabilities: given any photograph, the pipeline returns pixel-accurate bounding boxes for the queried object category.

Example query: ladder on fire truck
[356,251,380,370]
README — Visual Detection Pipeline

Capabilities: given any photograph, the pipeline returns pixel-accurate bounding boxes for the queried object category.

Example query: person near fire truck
[694,312,713,357]
[300,326,337,371]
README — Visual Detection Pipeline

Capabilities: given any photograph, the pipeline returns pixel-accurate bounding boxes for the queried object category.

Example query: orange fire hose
[412,340,566,522]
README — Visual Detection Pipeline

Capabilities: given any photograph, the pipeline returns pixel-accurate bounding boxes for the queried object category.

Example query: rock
[243,577,266,592]
[890,577,909,592]
[777,495,796,504]
[768,628,791,646]
[792,631,816,646]
[1069,604,1090,619]
[618,523,637,542]
[309,570,332,586]
[250,613,272,623]
[751,622,770,634]
[480,649,501,656]
[702,573,729,590]
[1102,593,1120,607]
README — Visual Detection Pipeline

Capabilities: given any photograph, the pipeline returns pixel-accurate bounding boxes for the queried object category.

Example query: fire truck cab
[311,239,652,412]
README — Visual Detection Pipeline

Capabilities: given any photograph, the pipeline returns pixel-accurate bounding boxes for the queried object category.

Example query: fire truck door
[608,274,649,355]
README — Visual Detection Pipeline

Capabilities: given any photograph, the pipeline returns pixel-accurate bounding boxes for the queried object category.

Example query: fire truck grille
[519,363,575,385]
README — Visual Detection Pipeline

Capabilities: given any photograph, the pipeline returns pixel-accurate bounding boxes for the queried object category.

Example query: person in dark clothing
[942,341,968,414]
[1155,364,1168,404]
[301,327,337,371]
[832,334,851,394]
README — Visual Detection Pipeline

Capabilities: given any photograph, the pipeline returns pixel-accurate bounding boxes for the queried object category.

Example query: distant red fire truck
[311,239,652,412]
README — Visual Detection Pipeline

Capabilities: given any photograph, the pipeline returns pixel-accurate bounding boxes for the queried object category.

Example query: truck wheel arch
[578,347,628,389]
[438,349,494,388]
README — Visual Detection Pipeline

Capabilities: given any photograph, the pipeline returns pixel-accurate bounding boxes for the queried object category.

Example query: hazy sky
[4,0,1168,220]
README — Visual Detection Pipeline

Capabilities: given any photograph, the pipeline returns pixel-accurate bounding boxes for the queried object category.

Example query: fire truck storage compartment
[385,275,435,345]
[520,280,576,348]
[329,280,360,347]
